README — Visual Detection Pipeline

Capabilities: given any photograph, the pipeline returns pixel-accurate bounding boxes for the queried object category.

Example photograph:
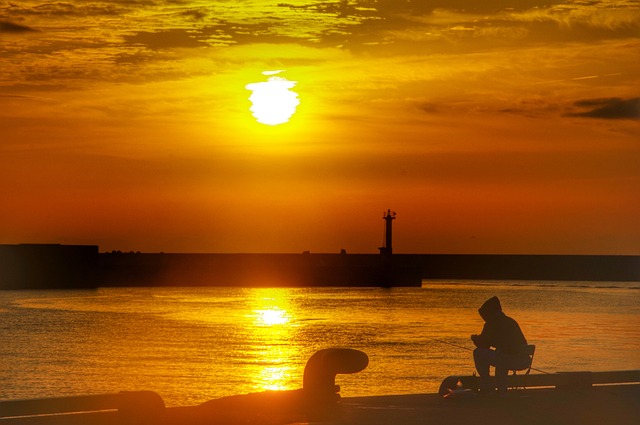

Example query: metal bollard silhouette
[303,348,369,399]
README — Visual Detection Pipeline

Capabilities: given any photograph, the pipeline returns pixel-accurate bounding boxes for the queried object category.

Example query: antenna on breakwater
[379,209,396,255]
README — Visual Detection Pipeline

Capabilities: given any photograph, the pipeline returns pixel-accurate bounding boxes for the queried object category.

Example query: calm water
[1,281,639,407]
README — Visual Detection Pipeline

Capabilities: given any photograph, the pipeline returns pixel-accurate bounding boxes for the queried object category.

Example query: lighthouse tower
[379,209,396,255]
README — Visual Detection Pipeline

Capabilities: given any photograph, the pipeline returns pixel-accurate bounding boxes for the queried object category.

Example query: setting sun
[246,71,300,126]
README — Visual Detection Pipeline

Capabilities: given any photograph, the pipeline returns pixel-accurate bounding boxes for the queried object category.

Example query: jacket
[477,296,527,355]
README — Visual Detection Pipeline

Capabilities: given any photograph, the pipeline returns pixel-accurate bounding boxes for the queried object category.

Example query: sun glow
[246,71,300,125]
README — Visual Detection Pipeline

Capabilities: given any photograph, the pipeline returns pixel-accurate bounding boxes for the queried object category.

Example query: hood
[478,296,502,322]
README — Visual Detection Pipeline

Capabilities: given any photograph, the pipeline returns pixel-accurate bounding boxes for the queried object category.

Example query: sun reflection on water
[259,366,291,391]
[255,308,289,326]
[247,289,300,392]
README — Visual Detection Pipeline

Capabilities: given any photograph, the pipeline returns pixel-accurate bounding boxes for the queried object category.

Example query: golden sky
[1,1,639,254]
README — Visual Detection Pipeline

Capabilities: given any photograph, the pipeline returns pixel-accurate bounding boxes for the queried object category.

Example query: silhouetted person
[471,296,529,394]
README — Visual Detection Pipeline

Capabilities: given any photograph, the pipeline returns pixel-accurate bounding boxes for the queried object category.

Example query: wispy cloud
[124,29,206,49]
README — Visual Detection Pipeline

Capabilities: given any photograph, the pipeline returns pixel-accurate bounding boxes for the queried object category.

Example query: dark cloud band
[570,97,640,120]
[0,21,38,33]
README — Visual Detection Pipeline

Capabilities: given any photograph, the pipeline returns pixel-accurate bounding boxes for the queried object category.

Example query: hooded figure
[471,296,529,394]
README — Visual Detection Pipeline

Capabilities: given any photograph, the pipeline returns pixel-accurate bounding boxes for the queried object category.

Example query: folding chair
[514,344,536,375]
[510,344,536,389]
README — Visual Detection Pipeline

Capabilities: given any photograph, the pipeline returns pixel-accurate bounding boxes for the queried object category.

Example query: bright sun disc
[246,71,300,125]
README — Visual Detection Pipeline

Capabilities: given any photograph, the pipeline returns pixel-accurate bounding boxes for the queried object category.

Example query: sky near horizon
[1,1,639,254]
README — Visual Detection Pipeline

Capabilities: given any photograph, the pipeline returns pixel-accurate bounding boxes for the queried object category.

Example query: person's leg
[473,347,497,393]
[495,352,525,393]
[494,364,509,393]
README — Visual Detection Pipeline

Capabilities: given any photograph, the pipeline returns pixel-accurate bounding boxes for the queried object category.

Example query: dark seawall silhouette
[0,244,98,289]
[96,252,421,288]
[1,244,639,289]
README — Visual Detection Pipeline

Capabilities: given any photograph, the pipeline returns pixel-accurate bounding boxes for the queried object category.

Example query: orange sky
[1,1,639,254]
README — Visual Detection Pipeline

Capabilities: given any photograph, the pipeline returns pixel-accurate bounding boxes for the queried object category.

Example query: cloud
[3,3,122,17]
[365,1,640,54]
[0,21,38,33]
[124,29,205,49]
[516,1,640,30]
[343,0,558,15]
[569,97,640,120]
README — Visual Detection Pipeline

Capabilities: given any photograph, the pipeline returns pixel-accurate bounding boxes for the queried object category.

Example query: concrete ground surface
[1,385,638,425]
[329,385,640,425]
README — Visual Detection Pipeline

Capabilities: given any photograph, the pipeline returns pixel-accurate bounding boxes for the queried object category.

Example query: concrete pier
[337,385,640,425]
[2,385,638,425]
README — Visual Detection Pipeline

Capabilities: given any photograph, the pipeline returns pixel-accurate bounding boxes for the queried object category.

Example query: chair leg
[511,370,527,390]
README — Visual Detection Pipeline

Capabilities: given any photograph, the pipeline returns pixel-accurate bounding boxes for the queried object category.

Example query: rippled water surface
[1,281,639,406]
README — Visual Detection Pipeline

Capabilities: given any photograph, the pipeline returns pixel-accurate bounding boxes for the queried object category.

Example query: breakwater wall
[96,252,421,287]
[419,254,640,282]
[1,244,639,289]
[0,244,99,290]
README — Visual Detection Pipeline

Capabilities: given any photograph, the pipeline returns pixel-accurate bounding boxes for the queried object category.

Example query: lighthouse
[379,209,396,255]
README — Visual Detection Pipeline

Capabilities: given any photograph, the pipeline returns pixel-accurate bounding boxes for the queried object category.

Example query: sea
[1,280,639,407]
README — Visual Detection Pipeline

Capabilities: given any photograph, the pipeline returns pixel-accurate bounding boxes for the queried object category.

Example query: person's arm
[471,323,492,348]
[471,334,489,348]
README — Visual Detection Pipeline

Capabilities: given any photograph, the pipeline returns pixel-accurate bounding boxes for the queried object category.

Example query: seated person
[471,296,530,394]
